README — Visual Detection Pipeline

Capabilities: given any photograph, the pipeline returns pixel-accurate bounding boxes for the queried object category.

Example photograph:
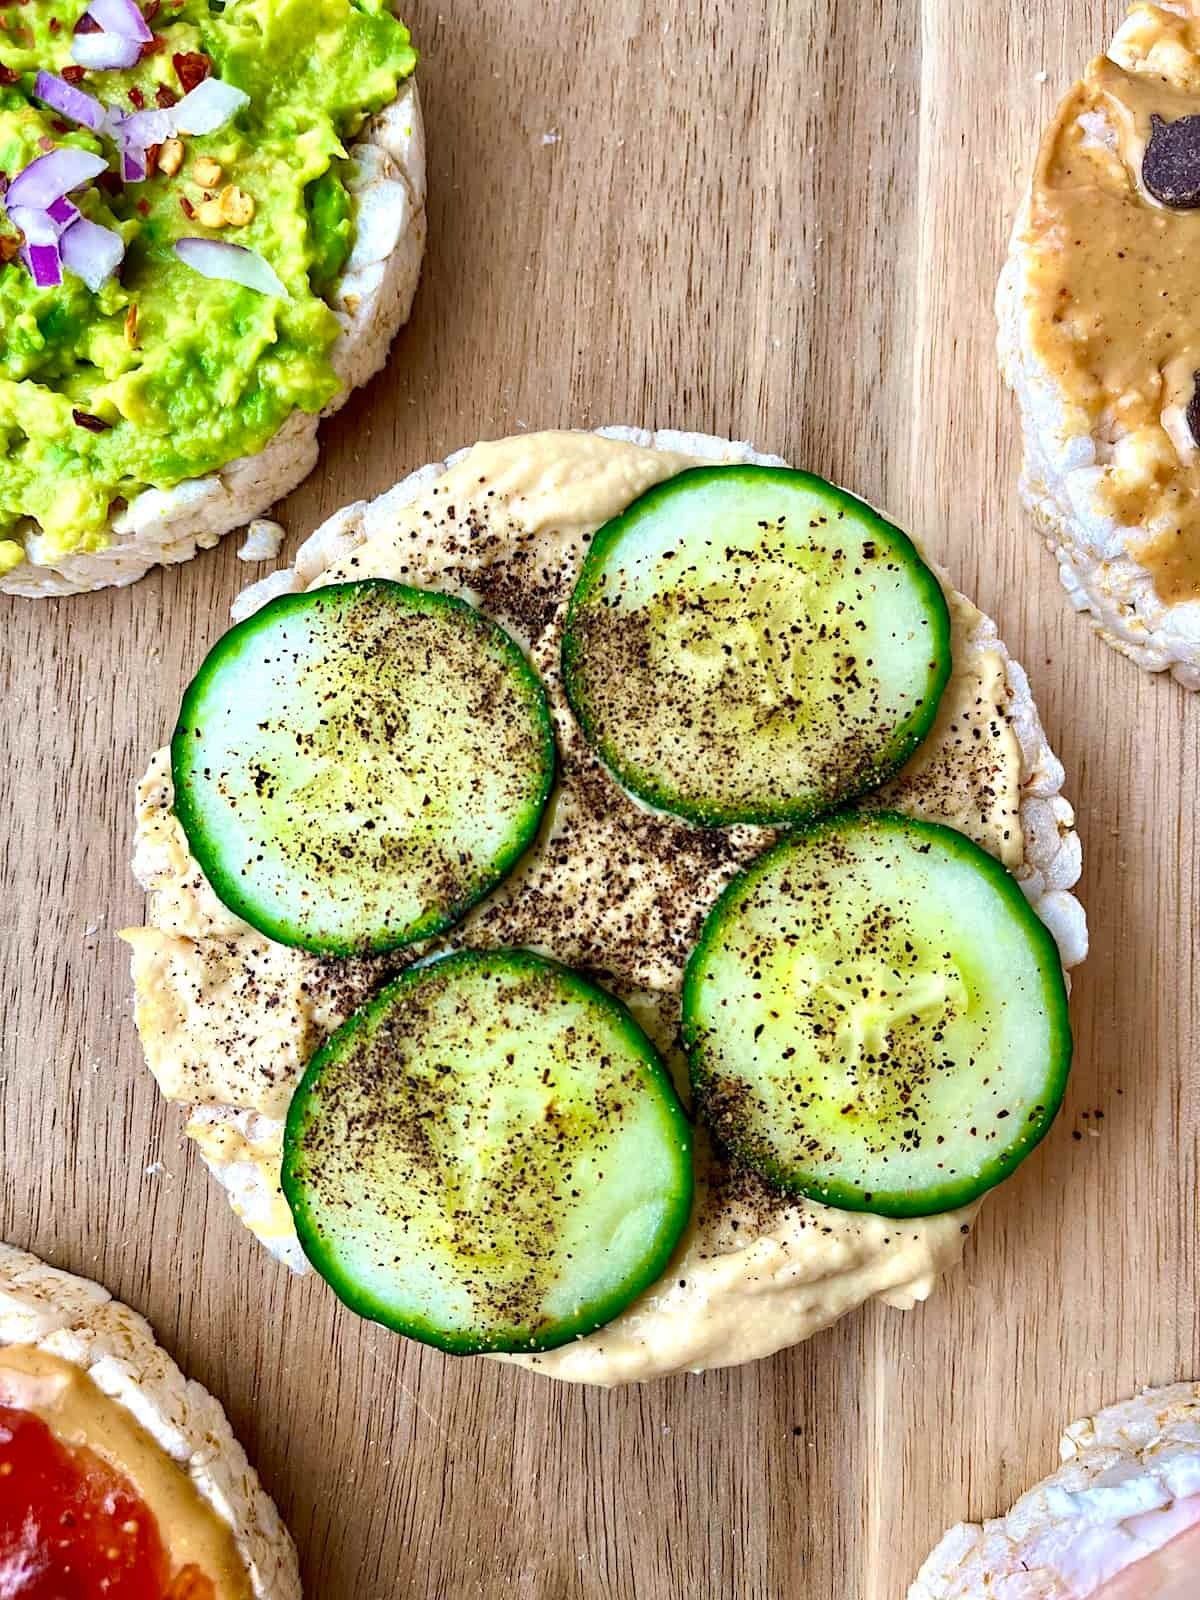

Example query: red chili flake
[48,14,61,31]
[72,410,110,433]
[139,33,166,57]
[179,193,194,219]
[0,63,17,85]
[143,0,161,15]
[135,197,149,215]
[61,64,86,84]
[154,83,177,108]
[172,50,210,92]
[36,134,53,151]
[128,85,145,108]
[50,119,70,133]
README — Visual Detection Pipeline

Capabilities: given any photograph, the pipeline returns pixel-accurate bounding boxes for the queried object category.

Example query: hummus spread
[1024,1,1200,604]
[125,430,1036,1383]
[0,1344,251,1597]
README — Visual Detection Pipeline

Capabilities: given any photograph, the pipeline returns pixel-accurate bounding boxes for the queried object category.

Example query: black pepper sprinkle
[154,466,1029,1277]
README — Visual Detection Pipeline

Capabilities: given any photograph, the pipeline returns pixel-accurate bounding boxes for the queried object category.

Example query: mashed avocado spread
[0,0,416,569]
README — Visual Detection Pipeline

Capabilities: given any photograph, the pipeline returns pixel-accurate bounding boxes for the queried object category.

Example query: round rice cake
[997,1,1200,688]
[0,62,426,599]
[122,427,1088,1385]
[0,1241,300,1597]
[909,1381,1200,1597]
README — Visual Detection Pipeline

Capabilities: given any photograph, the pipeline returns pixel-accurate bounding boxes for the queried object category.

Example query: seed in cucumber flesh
[282,948,695,1354]
[682,811,1071,1216]
[171,580,555,956]
[561,466,952,826]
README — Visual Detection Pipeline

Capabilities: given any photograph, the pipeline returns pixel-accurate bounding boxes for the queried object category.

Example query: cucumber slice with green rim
[282,949,694,1354]
[561,466,952,826]
[682,811,1071,1217]
[172,580,555,957]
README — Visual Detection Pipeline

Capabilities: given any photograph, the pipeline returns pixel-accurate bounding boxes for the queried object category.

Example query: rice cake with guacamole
[0,0,425,596]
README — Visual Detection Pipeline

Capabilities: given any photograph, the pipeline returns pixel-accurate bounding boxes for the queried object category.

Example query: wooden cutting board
[4,0,1197,1594]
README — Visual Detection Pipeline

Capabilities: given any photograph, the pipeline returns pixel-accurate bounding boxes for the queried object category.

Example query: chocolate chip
[1187,372,1200,447]
[1143,112,1200,208]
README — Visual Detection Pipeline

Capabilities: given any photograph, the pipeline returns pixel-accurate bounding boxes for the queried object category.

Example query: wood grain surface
[3,1,1197,1596]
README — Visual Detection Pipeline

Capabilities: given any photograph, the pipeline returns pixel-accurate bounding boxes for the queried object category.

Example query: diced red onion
[173,77,249,136]
[107,106,174,183]
[6,148,108,210]
[9,201,80,242]
[71,30,143,70]
[175,237,290,299]
[86,0,152,43]
[106,116,143,181]
[45,195,81,229]
[21,242,64,289]
[116,107,173,147]
[60,216,125,291]
[8,206,59,246]
[33,71,107,133]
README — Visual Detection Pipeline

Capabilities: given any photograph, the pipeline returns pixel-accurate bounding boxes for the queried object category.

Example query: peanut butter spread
[0,1345,252,1597]
[1025,2,1200,603]
[124,431,1028,1381]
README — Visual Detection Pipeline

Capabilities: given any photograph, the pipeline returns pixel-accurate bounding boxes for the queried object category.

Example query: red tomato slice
[0,1404,216,1600]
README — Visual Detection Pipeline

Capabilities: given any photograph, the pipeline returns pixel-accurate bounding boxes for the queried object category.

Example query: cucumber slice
[282,949,694,1353]
[171,581,555,956]
[682,812,1071,1216]
[561,466,952,826]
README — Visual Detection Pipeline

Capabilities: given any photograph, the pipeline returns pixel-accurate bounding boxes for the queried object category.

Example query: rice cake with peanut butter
[122,427,1087,1386]
[998,0,1200,687]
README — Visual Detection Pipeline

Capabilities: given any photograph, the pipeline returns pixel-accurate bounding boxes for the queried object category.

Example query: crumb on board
[237,519,286,562]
